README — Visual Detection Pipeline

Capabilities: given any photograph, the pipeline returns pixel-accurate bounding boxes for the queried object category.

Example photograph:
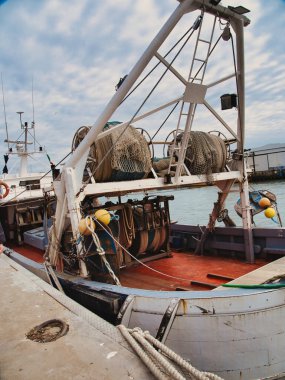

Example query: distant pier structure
[246,144,285,181]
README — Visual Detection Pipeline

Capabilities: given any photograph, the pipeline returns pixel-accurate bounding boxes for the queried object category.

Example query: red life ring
[0,181,9,199]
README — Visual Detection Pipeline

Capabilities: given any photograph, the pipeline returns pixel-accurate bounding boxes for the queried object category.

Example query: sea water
[163,179,285,228]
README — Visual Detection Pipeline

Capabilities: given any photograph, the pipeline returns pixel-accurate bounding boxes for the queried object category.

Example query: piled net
[177,131,227,175]
[95,125,152,182]
[72,125,152,182]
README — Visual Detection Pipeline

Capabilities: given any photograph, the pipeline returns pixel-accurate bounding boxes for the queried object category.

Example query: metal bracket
[156,297,180,343]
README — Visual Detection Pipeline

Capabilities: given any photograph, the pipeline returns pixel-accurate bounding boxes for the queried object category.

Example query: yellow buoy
[258,197,271,208]
[264,207,276,219]
[78,217,95,235]
[94,209,111,225]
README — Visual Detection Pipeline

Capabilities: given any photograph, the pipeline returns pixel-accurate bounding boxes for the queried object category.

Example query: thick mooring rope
[118,325,224,380]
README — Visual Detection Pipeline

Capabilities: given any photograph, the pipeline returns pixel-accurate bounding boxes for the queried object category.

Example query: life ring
[0,181,9,199]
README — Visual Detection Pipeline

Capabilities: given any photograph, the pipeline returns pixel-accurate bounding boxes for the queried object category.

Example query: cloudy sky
[0,0,285,172]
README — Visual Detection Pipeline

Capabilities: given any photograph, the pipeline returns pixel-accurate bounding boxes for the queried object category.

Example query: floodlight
[228,6,250,15]
[210,0,221,5]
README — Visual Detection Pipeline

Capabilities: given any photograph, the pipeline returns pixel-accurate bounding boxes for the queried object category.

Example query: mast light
[228,6,250,15]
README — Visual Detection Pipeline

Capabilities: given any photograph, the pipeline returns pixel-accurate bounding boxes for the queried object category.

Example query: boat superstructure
[0,110,54,244]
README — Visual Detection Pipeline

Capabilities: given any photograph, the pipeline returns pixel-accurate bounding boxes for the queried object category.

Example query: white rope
[85,216,121,286]
[142,329,223,380]
[131,328,185,380]
[118,325,168,380]
[118,325,224,380]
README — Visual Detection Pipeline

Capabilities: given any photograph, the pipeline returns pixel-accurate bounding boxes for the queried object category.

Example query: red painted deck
[8,243,44,264]
[120,251,268,291]
[8,243,268,291]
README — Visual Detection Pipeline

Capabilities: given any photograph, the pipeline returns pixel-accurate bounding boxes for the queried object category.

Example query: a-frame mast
[50,0,254,275]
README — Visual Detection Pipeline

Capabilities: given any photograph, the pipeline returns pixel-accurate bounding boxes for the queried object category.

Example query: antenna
[1,73,10,149]
[32,76,36,150]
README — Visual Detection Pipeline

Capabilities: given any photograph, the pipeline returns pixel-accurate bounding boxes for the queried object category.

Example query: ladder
[169,13,218,181]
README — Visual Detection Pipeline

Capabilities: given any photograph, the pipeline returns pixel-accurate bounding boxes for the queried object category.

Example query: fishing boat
[3,1,285,379]
[0,108,54,246]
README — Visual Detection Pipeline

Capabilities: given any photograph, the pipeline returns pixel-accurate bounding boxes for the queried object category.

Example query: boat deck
[120,251,268,291]
[9,243,269,291]
[8,243,44,263]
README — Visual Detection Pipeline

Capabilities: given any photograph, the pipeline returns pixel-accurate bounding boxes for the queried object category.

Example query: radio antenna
[1,73,9,149]
[32,76,36,150]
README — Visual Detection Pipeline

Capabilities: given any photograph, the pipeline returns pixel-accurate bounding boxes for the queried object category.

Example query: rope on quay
[117,325,224,380]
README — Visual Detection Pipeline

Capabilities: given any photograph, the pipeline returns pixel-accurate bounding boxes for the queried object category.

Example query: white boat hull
[122,290,285,379]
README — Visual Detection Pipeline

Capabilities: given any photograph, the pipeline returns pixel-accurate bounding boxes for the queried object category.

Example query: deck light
[220,94,237,110]
[222,25,231,41]
[210,0,221,5]
[228,6,250,15]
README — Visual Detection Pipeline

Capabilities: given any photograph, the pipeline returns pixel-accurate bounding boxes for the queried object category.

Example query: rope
[263,273,285,284]
[120,204,135,248]
[85,216,121,286]
[117,325,224,380]
[121,26,195,105]
[118,325,168,380]
[94,218,191,283]
[75,19,199,193]
[142,329,223,380]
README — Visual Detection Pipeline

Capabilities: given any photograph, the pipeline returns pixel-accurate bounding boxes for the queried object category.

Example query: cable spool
[130,209,148,256]
[138,230,149,254]
[158,226,168,249]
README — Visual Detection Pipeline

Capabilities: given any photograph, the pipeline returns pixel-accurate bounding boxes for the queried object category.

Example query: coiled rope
[118,325,224,380]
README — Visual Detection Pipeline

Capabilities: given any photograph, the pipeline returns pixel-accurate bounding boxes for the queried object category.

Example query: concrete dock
[0,254,153,380]
[215,255,285,290]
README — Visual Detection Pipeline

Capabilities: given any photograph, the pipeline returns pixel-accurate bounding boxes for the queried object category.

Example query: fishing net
[72,124,152,182]
[175,131,227,175]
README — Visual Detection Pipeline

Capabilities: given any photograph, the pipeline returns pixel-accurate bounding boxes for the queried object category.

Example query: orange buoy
[258,197,271,208]
[78,217,95,235]
[94,209,111,225]
[0,180,9,199]
[264,207,276,219]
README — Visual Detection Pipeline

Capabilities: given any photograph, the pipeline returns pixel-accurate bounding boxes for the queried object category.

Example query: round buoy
[0,180,9,199]
[258,197,271,208]
[264,207,276,219]
[94,209,111,225]
[78,217,95,235]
